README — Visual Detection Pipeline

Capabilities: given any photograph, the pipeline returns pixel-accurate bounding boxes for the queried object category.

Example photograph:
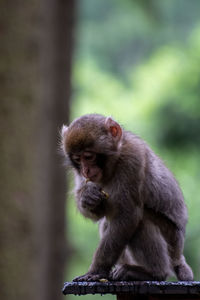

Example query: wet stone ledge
[63,281,200,299]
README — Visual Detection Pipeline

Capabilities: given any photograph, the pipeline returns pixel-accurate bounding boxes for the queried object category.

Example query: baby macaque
[61,114,193,282]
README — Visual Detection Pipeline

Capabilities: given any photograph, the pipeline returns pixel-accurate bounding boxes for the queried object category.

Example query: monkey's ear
[105,117,122,141]
[61,125,68,137]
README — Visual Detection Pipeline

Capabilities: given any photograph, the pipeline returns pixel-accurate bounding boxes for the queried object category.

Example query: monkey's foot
[73,271,109,282]
[174,263,194,281]
[111,264,155,281]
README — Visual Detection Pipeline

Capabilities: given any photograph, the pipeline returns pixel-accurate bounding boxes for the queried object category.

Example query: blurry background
[0,0,200,300]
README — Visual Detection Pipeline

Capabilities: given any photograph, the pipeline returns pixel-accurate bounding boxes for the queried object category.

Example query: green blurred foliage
[66,1,200,298]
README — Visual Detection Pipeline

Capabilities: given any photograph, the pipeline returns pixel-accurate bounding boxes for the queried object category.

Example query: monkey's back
[121,131,188,231]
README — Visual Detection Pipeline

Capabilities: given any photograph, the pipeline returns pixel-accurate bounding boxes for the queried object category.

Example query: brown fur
[61,114,193,281]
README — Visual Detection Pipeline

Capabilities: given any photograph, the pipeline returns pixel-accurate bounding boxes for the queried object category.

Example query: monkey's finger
[73,274,94,282]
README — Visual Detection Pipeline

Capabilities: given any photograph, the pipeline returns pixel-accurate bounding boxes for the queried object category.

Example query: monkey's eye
[83,152,96,162]
[71,154,81,164]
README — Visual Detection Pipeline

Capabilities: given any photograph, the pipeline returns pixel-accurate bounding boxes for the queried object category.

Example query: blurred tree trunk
[0,1,75,300]
[34,1,76,300]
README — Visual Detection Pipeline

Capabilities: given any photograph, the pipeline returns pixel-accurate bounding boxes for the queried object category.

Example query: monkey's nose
[82,169,89,178]
[82,166,90,178]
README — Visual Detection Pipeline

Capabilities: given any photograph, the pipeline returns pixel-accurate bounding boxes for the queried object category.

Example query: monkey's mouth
[87,173,102,183]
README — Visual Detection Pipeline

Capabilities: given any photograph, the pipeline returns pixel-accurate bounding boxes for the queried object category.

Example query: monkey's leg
[73,206,143,282]
[111,247,149,280]
[111,264,155,281]
[168,229,193,281]
[117,221,172,281]
[143,208,193,281]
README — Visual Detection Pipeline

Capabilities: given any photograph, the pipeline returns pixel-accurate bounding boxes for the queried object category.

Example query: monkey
[61,113,193,282]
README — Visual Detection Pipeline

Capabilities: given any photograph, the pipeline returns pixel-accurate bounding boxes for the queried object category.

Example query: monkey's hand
[73,270,109,282]
[79,182,108,218]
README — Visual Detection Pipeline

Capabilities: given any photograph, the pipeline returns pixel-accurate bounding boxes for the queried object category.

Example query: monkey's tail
[173,255,193,281]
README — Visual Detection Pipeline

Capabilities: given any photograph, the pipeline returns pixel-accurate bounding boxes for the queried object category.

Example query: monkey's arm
[75,179,107,221]
[73,203,143,281]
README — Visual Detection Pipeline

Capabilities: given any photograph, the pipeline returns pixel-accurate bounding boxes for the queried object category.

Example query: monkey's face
[70,151,103,182]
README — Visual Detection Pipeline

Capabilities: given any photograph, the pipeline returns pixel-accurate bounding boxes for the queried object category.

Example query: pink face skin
[72,151,102,183]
